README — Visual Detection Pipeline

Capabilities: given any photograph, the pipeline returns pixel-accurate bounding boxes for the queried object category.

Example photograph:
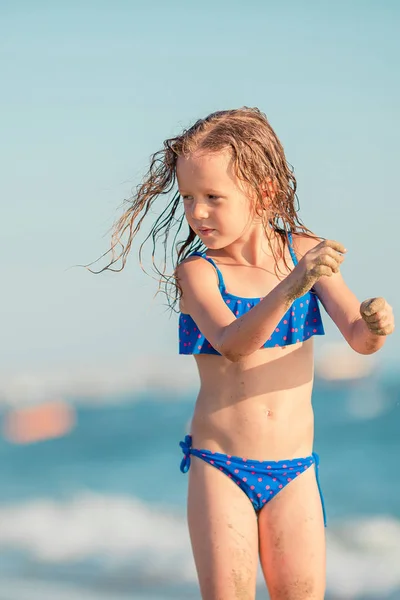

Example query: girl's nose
[191,201,209,220]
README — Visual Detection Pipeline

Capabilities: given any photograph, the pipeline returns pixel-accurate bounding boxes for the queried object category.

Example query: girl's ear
[255,177,275,218]
[262,176,277,200]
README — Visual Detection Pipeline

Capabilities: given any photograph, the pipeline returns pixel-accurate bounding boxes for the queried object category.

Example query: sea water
[0,374,399,600]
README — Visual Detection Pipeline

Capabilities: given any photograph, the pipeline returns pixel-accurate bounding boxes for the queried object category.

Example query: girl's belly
[190,338,315,460]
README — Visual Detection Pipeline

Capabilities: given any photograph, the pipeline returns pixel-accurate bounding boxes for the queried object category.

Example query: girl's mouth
[198,228,215,236]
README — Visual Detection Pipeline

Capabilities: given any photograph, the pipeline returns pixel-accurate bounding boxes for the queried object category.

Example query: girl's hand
[286,239,347,301]
[360,297,395,336]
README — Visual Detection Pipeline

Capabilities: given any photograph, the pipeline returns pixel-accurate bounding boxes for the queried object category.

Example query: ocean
[0,373,399,600]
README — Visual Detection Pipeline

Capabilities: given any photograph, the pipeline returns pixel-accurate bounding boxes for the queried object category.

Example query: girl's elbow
[217,328,253,362]
[351,345,376,356]
[354,342,385,356]
[348,335,386,355]
[224,350,243,363]
[347,318,387,355]
[217,342,240,362]
[218,339,248,362]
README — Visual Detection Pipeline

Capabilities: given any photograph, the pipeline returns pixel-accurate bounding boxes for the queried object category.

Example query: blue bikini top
[178,232,324,355]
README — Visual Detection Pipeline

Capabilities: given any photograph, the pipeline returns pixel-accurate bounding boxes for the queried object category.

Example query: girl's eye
[181,194,220,201]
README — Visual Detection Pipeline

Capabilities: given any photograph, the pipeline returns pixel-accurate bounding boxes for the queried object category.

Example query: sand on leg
[258,465,326,600]
[187,456,259,600]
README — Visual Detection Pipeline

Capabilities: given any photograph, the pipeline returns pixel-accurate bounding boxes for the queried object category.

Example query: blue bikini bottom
[179,434,327,526]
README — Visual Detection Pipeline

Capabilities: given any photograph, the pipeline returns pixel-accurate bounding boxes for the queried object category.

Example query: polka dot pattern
[179,234,324,355]
[179,435,326,524]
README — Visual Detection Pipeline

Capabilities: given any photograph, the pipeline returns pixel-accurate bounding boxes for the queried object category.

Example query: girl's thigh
[187,456,259,600]
[258,465,326,600]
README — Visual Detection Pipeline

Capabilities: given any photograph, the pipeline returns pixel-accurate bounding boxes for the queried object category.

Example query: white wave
[0,493,197,583]
[0,578,153,600]
[326,516,400,597]
[0,495,399,597]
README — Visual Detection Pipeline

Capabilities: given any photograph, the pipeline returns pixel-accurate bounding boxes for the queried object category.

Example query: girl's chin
[197,232,227,250]
[202,241,225,250]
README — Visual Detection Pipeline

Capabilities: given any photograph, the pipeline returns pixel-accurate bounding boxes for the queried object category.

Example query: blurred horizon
[0,339,398,407]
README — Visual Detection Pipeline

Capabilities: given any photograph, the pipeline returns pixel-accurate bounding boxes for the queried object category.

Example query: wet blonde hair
[92,107,315,309]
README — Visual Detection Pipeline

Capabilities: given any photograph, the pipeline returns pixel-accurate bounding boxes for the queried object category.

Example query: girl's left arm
[295,235,395,355]
[314,272,394,355]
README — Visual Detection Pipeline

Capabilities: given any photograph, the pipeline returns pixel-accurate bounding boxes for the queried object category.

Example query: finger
[315,254,342,273]
[360,297,386,317]
[315,245,345,261]
[362,311,384,324]
[367,324,395,336]
[321,240,347,254]
[365,313,394,332]
[323,248,346,265]
[367,318,388,330]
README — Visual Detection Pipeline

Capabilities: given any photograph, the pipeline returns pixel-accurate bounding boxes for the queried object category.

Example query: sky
[1,0,399,402]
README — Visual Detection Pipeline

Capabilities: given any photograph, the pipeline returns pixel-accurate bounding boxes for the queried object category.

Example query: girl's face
[177,150,258,250]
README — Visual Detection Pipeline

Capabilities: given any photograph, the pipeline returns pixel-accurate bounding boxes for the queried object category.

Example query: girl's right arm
[177,240,346,362]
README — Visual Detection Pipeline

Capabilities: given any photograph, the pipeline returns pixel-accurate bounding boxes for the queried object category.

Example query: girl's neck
[207,223,283,267]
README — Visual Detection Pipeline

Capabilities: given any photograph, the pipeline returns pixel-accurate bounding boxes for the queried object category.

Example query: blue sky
[1,0,399,397]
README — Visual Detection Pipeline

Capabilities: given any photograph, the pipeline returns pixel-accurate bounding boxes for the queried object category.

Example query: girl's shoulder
[175,252,207,277]
[176,252,221,289]
[175,252,223,313]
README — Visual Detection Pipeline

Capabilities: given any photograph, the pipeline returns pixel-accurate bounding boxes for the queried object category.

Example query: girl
[100,108,394,600]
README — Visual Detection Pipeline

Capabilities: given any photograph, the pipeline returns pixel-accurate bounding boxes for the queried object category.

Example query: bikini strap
[312,452,327,527]
[189,252,226,292]
[287,232,298,266]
